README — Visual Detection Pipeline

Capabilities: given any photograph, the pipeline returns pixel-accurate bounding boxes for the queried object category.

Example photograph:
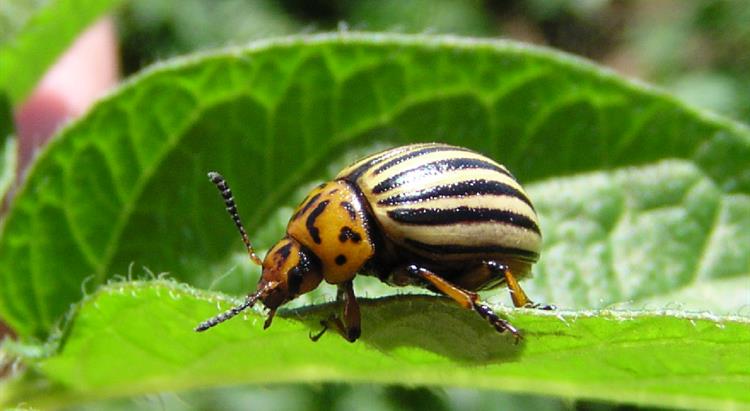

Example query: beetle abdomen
[337,143,541,263]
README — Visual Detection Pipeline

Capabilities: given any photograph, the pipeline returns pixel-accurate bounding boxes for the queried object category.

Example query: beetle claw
[309,320,329,342]
[523,301,556,311]
[263,308,277,329]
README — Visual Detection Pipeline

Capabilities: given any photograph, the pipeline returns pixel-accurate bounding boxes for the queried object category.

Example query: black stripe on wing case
[378,179,534,209]
[372,157,514,194]
[372,145,472,175]
[404,238,539,262]
[339,145,414,182]
[387,206,541,234]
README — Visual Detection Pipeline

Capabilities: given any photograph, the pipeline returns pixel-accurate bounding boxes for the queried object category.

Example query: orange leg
[485,261,555,310]
[406,265,521,341]
[310,280,361,343]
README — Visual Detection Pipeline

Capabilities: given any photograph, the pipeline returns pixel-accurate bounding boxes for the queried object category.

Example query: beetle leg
[341,280,362,341]
[263,308,277,329]
[309,280,361,342]
[406,265,521,342]
[485,261,555,310]
[309,313,345,342]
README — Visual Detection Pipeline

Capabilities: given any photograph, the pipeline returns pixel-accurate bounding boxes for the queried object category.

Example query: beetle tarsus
[264,308,277,329]
[310,319,330,342]
[406,264,521,341]
[525,302,556,310]
[310,314,357,342]
[485,260,554,311]
[310,283,362,343]
[473,302,522,343]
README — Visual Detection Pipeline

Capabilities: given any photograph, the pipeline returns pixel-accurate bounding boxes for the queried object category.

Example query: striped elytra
[196,143,551,343]
[336,143,541,265]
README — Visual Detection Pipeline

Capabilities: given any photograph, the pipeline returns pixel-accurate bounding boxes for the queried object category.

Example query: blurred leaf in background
[114,0,750,123]
[624,0,750,121]
[118,0,299,73]
[344,0,493,35]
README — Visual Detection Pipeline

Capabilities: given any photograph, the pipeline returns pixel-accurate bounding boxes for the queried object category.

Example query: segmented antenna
[194,281,278,332]
[194,296,256,332]
[207,171,263,266]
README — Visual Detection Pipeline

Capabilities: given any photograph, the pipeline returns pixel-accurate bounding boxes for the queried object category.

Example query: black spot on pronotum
[276,242,293,260]
[293,193,322,220]
[306,200,330,244]
[272,242,294,269]
[339,226,362,243]
[340,201,357,221]
[335,254,347,265]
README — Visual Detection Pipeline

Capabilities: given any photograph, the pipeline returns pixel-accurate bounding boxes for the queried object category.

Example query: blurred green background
[3,0,748,409]
[116,0,750,125]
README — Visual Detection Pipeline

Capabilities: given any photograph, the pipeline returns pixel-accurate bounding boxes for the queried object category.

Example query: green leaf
[3,281,749,409]
[0,34,749,408]
[0,0,125,104]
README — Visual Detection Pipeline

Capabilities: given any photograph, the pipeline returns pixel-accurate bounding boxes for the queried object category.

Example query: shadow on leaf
[283,294,524,364]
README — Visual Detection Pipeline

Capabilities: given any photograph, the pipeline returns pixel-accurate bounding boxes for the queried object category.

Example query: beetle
[195,143,552,342]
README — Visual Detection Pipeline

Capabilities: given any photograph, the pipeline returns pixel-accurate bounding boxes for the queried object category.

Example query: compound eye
[286,266,304,296]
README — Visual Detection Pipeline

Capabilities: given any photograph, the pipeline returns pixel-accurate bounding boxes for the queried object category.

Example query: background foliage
[115,0,750,124]
[1,1,748,410]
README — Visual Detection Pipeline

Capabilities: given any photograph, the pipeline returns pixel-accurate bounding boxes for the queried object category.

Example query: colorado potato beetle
[195,143,552,342]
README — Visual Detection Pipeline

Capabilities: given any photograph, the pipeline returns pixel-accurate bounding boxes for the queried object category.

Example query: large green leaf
[3,281,749,409]
[0,34,748,408]
[0,0,124,104]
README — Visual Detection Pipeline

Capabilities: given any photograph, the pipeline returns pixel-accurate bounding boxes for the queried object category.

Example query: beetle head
[193,236,323,333]
[258,237,323,312]
[196,171,325,333]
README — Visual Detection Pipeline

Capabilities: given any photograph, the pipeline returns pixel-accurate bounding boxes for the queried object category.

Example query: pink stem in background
[14,17,120,173]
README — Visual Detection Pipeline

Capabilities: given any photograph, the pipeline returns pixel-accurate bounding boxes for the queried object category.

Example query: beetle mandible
[195,143,552,342]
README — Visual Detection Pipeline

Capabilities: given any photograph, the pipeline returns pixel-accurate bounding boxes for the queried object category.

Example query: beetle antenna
[208,171,263,266]
[194,281,278,332]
